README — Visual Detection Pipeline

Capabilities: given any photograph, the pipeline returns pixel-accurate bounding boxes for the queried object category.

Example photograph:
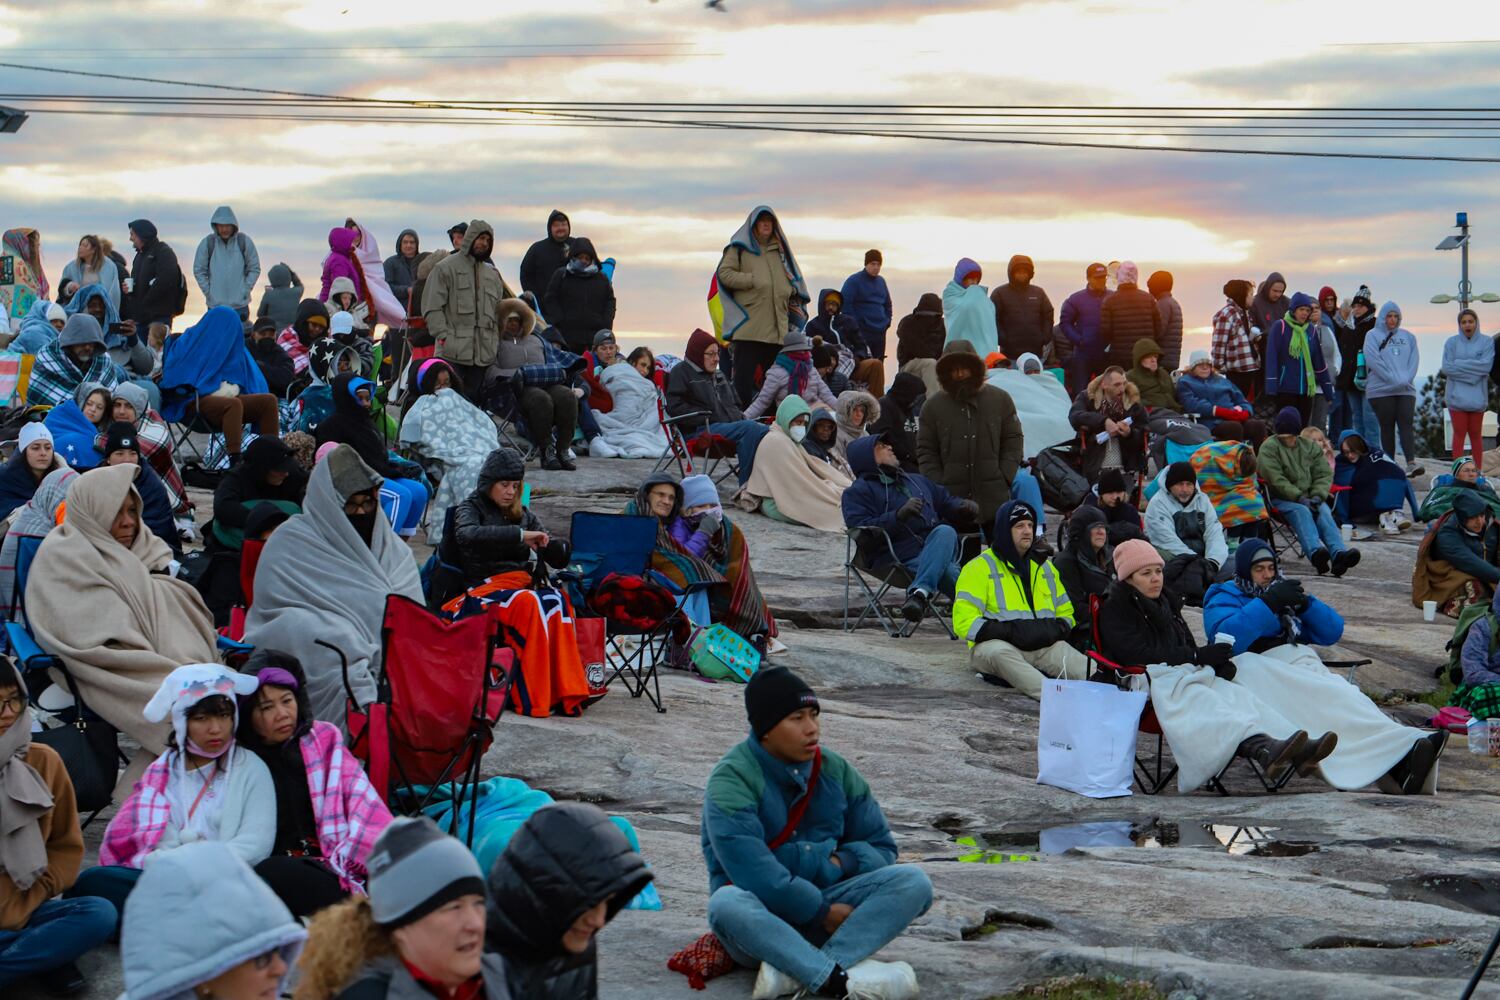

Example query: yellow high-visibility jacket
[953,548,1074,648]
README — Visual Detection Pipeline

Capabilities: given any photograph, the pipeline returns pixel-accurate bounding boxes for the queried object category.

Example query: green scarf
[1284,318,1316,396]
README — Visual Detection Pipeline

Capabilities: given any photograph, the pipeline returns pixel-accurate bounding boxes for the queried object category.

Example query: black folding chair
[842,526,958,639]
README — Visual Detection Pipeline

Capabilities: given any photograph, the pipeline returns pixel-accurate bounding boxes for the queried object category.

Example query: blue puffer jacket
[1059,287,1108,357]
[840,435,967,567]
[701,737,896,927]
[1174,371,1249,428]
[1202,547,1344,655]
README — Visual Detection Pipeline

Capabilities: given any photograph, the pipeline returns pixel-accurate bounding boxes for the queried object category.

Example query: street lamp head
[1458,211,1469,228]
[1478,293,1500,304]
[1431,294,1455,304]
[0,106,26,134]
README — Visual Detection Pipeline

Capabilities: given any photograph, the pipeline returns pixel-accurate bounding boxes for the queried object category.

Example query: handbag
[1036,678,1146,798]
[32,668,119,813]
[573,616,608,695]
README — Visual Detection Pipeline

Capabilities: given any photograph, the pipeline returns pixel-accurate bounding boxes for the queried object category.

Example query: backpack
[1034,447,1090,512]
[173,266,189,317]
[686,624,761,683]
[1444,601,1497,686]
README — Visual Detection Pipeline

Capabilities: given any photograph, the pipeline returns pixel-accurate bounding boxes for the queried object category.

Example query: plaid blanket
[25,341,123,408]
[519,337,585,387]
[1453,682,1500,721]
[301,720,392,892]
[94,410,190,516]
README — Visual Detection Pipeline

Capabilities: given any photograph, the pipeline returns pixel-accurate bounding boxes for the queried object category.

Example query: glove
[697,511,723,538]
[1212,659,1237,681]
[958,499,981,522]
[1213,406,1251,422]
[896,497,926,521]
[973,619,1014,646]
[1262,579,1305,615]
[1195,642,1234,670]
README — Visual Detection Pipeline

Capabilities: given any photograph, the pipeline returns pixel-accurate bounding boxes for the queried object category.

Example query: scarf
[0,662,51,890]
[1284,317,1316,396]
[1098,391,1128,422]
[774,350,812,399]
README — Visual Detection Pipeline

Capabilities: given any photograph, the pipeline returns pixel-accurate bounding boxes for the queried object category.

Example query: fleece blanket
[742,424,850,533]
[398,386,498,546]
[590,364,669,459]
[349,223,408,328]
[985,369,1074,457]
[942,281,998,357]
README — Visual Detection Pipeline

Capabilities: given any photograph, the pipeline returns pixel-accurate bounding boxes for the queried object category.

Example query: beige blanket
[742,423,850,533]
[28,464,217,753]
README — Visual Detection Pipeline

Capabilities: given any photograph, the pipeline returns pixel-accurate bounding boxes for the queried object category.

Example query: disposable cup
[1423,600,1438,623]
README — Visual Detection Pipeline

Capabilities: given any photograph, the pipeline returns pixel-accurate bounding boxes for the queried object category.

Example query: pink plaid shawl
[100,753,177,868]
[301,720,391,892]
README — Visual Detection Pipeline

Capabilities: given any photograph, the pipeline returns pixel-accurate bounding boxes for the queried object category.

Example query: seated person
[278,297,329,379]
[197,436,307,624]
[71,664,272,924]
[444,447,570,594]
[1258,407,1360,577]
[741,396,851,533]
[1189,438,1266,543]
[1175,350,1265,443]
[954,500,1088,699]
[1334,429,1419,533]
[77,383,112,432]
[744,328,839,420]
[703,668,930,1000]
[159,305,281,465]
[834,389,879,468]
[397,358,499,546]
[1068,365,1148,484]
[1088,467,1145,545]
[101,422,182,558]
[26,314,123,409]
[1144,461,1227,606]
[237,650,393,920]
[111,382,193,528]
[842,434,978,622]
[491,297,585,472]
[27,465,218,780]
[866,372,923,472]
[0,423,68,520]
[627,473,775,645]
[66,282,155,398]
[801,408,851,477]
[486,802,654,1000]
[587,343,671,460]
[1204,540,1441,794]
[0,467,76,623]
[248,316,297,397]
[1421,455,1500,522]
[814,342,850,397]
[1454,587,1500,721]
[805,287,885,395]
[294,340,362,435]
[9,299,67,354]
[626,345,657,381]
[0,660,116,996]
[245,445,425,728]
[315,373,430,538]
[1413,490,1500,619]
[1052,505,1114,643]
[327,278,372,340]
[1126,337,1177,410]
[117,843,305,1000]
[664,329,769,486]
[293,818,506,1000]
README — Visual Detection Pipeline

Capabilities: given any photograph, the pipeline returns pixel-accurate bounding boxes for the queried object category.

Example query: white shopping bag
[1036,678,1147,798]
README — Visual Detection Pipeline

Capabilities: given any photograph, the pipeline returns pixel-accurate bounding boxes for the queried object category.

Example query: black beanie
[745,667,819,739]
[104,421,139,458]
[1165,461,1196,489]
[1097,468,1128,495]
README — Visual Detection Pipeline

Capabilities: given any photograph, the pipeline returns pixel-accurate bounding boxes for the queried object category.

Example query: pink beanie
[315,441,339,464]
[1112,538,1163,582]
[1116,260,1139,285]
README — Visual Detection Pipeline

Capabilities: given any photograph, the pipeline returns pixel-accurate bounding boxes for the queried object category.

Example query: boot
[1378,736,1437,795]
[1309,549,1331,576]
[541,447,564,471]
[1294,732,1339,776]
[557,449,577,471]
[1330,548,1360,578]
[901,590,928,623]
[1238,730,1309,785]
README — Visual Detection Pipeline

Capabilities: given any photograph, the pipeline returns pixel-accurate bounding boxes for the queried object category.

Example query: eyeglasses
[343,496,377,515]
[251,950,280,971]
[0,695,24,714]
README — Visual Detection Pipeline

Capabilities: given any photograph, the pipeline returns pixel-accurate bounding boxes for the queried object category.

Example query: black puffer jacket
[486,802,654,1000]
[445,448,568,586]
[1096,579,1200,667]
[895,292,946,366]
[1100,282,1162,366]
[520,209,572,297]
[1052,505,1114,638]
[541,237,616,354]
[665,360,745,426]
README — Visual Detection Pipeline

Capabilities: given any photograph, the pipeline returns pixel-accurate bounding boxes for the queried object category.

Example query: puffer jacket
[1154,292,1184,370]
[422,220,506,367]
[447,450,568,585]
[665,357,745,426]
[485,803,653,1000]
[990,255,1054,360]
[1096,578,1199,667]
[895,293,946,366]
[542,237,617,355]
[1069,375,1148,481]
[915,347,1024,526]
[1175,371,1250,429]
[125,220,184,325]
[1100,282,1161,364]
[841,435,969,568]
[520,210,572,297]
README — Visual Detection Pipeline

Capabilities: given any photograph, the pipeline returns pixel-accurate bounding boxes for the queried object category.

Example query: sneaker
[1330,548,1360,578]
[1397,513,1412,530]
[752,962,802,999]
[1406,461,1425,478]
[36,962,88,998]
[1380,511,1400,536]
[1294,732,1339,776]
[901,590,928,623]
[843,959,919,1000]
[1239,730,1309,785]
[1309,548,1331,576]
[566,447,578,460]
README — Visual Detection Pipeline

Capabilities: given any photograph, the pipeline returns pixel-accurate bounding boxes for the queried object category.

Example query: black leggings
[254,856,349,920]
[731,340,782,409]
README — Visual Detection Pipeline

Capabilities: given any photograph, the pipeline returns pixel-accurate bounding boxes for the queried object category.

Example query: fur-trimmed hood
[498,297,539,337]
[935,344,986,396]
[1086,372,1140,410]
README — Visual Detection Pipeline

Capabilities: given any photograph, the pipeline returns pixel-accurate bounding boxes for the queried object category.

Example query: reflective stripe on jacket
[953,549,1074,647]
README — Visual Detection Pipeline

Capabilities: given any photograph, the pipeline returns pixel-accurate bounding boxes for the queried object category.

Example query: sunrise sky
[4,0,1500,373]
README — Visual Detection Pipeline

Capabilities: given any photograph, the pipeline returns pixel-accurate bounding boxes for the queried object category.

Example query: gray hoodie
[193,205,260,311]
[1362,301,1419,400]
[119,840,305,1000]
[257,262,304,330]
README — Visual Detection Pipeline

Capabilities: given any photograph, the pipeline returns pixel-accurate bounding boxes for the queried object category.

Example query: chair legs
[605,620,674,713]
[842,563,954,639]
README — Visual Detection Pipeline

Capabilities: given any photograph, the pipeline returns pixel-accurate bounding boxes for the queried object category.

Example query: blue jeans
[65,864,142,939]
[0,896,117,986]
[1271,497,1346,557]
[707,420,770,485]
[577,398,600,440]
[708,865,933,990]
[1011,468,1046,531]
[1332,387,1378,444]
[903,523,959,597]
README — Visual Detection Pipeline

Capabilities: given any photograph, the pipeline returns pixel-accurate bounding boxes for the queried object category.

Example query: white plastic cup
[1340,523,1353,543]
[1423,600,1438,622]
[122,277,135,293]
[1214,632,1235,647]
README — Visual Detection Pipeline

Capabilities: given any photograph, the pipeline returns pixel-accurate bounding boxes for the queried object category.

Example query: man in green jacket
[1258,407,1360,576]
[421,219,508,403]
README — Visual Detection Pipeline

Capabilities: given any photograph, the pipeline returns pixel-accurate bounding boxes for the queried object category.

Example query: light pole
[1431,212,1498,309]
[0,106,26,133]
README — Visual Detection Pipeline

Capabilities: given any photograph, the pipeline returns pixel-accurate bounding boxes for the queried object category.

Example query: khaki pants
[972,639,1088,700]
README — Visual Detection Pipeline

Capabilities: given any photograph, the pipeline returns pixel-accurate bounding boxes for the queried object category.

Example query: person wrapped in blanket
[109,381,193,531]
[294,338,362,435]
[626,472,776,648]
[1419,454,1500,522]
[314,372,429,537]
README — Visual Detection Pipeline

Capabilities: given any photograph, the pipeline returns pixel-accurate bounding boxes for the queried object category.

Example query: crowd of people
[0,206,1492,1000]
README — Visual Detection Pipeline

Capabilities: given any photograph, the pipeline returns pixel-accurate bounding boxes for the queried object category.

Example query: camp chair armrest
[848,525,904,568]
[662,410,712,428]
[1085,650,1146,683]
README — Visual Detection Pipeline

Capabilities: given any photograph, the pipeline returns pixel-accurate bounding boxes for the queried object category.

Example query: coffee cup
[122,277,135,293]
[1423,600,1438,623]
[1340,523,1353,543]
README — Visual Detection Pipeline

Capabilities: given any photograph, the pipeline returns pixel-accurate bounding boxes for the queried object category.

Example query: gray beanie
[782,327,812,353]
[366,817,485,928]
[325,443,382,502]
[59,313,106,349]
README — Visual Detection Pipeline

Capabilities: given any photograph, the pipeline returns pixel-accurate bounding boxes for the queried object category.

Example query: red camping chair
[222,537,266,643]
[334,594,515,845]
[1083,594,1178,795]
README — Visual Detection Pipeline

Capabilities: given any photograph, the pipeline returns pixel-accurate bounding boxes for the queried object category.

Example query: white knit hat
[1188,349,1211,368]
[17,422,53,452]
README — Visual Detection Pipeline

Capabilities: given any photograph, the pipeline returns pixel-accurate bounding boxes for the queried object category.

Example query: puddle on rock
[952,819,1319,861]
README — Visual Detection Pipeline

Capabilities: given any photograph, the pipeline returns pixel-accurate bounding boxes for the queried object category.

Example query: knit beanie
[45,302,66,324]
[1351,285,1374,309]
[1222,279,1253,304]
[1116,261,1139,286]
[366,817,485,929]
[685,328,718,368]
[325,444,382,503]
[17,422,52,452]
[1454,456,1476,476]
[1235,538,1276,583]
[1112,538,1163,583]
[1165,461,1196,490]
[865,249,882,265]
[1188,349,1211,369]
[1097,468,1128,495]
[745,667,819,740]
[1274,406,1303,436]
[679,474,719,511]
[811,343,834,369]
[104,421,140,458]
[782,327,812,353]
[1147,270,1173,296]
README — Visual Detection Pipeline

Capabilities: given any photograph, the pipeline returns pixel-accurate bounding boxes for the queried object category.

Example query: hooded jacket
[1265,292,1333,398]
[1249,272,1289,337]
[942,273,999,358]
[838,267,893,347]
[542,237,617,355]
[1051,504,1114,638]
[1362,301,1418,399]
[447,449,565,584]
[486,803,653,1000]
[665,330,746,426]
[257,262,304,331]
[1203,540,1343,654]
[193,206,260,311]
[381,229,423,320]
[865,371,922,471]
[895,292,946,366]
[126,219,184,325]
[1443,314,1494,412]
[1460,585,1500,689]
[1126,337,1177,410]
[520,210,573,298]
[1190,440,1264,527]
[313,373,404,481]
[1145,479,1228,566]
[319,226,368,307]
[801,409,849,476]
[422,220,507,367]
[248,334,296,397]
[1415,491,1500,607]
[714,206,807,347]
[805,288,870,359]
[916,345,1024,525]
[989,255,1054,359]
[953,499,1074,650]
[1069,374,1148,480]
[1099,279,1161,364]
[1337,306,1376,392]
[212,437,308,542]
[841,434,967,568]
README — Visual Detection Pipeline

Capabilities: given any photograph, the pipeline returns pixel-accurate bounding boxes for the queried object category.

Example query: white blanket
[985,369,1074,458]
[590,364,669,459]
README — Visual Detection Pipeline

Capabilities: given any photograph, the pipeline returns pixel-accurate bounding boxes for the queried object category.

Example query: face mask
[347,509,378,546]
[789,425,807,443]
[877,462,903,479]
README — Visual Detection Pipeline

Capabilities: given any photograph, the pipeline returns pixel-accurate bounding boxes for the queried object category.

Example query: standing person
[1212,279,1260,400]
[1258,407,1361,576]
[57,234,121,312]
[1249,271,1289,341]
[520,210,573,298]
[894,292,945,367]
[1335,285,1378,441]
[990,254,1054,362]
[192,206,260,320]
[1264,291,1334,426]
[1313,286,1345,434]
[542,238,617,355]
[257,263,304,333]
[0,659,117,996]
[381,229,424,383]
[1058,262,1110,396]
[840,249,894,362]
[716,206,809,407]
[1147,270,1183,371]
[1099,261,1161,368]
[941,258,998,358]
[701,667,930,1000]
[1444,309,1492,464]
[1364,300,1424,477]
[422,220,505,402]
[124,219,183,331]
[446,222,468,251]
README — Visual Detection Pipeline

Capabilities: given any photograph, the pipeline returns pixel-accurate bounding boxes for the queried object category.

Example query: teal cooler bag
[689,624,761,682]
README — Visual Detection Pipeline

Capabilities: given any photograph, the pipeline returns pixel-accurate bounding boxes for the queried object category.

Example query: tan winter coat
[716,240,795,347]
[422,220,507,367]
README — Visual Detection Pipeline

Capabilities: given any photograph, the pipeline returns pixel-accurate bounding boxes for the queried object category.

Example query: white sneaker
[1380,511,1399,536]
[844,959,919,1000]
[752,962,802,999]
